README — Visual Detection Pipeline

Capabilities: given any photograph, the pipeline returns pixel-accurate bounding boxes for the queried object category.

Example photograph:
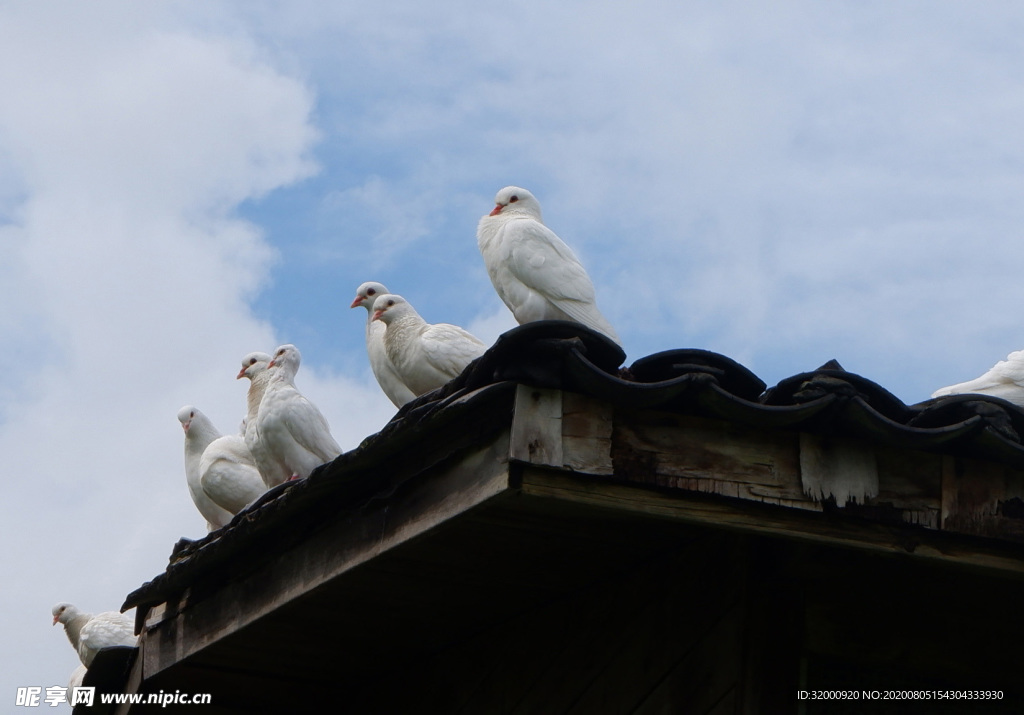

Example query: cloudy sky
[5,0,1024,699]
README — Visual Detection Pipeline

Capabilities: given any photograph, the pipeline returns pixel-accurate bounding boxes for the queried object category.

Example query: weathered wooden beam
[510,385,563,466]
[562,391,614,475]
[942,455,1024,541]
[519,467,1024,577]
[873,449,942,528]
[607,409,957,528]
[517,394,1020,542]
[610,409,815,510]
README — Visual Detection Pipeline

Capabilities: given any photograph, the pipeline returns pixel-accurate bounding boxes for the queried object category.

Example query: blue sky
[4,0,1024,699]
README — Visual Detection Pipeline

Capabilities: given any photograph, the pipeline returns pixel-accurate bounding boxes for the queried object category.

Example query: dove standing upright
[177,406,236,530]
[371,294,487,396]
[238,351,287,488]
[350,282,417,407]
[52,603,136,667]
[477,186,620,345]
[255,344,342,480]
[932,350,1024,407]
[237,352,272,432]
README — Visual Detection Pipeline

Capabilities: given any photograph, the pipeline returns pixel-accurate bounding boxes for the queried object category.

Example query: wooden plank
[510,385,563,466]
[611,410,813,508]
[142,603,167,629]
[943,456,1024,542]
[519,468,1024,576]
[870,448,942,528]
[562,391,614,475]
[141,433,513,679]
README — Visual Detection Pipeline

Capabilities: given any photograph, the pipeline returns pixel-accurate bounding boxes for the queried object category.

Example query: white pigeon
[199,431,265,515]
[350,282,417,408]
[932,350,1024,407]
[477,185,621,345]
[177,406,235,530]
[237,351,287,488]
[52,603,136,667]
[255,344,342,480]
[371,294,487,396]
[69,664,87,691]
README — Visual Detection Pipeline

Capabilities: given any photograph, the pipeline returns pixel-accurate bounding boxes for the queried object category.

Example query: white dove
[238,351,286,488]
[350,282,417,408]
[69,664,87,691]
[255,344,342,480]
[179,403,264,522]
[199,431,265,516]
[178,406,235,530]
[52,603,136,667]
[932,350,1024,407]
[477,185,620,345]
[372,294,487,397]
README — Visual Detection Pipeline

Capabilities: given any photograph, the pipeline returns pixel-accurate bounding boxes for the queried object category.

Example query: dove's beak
[489,204,503,216]
[52,615,59,626]
[372,309,384,322]
[349,296,363,309]
[236,367,247,380]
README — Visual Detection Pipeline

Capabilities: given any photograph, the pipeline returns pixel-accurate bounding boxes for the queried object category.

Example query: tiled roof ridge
[123,321,1024,612]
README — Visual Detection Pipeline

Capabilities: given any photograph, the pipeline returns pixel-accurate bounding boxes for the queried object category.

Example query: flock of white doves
[52,186,1024,682]
[175,185,622,533]
[51,185,624,684]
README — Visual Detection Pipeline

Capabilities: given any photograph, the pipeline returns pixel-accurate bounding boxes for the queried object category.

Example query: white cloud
[237,1,1024,402]
[0,2,324,695]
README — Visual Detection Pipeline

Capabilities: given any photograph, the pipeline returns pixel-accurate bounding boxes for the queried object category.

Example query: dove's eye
[510,195,519,203]
[367,288,376,296]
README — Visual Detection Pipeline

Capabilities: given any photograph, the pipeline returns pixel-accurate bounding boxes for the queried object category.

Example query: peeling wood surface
[510,384,562,466]
[552,399,1019,543]
[942,456,1024,541]
[562,391,614,475]
[610,409,812,508]
[505,389,1024,544]
[799,433,879,505]
[871,449,942,528]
